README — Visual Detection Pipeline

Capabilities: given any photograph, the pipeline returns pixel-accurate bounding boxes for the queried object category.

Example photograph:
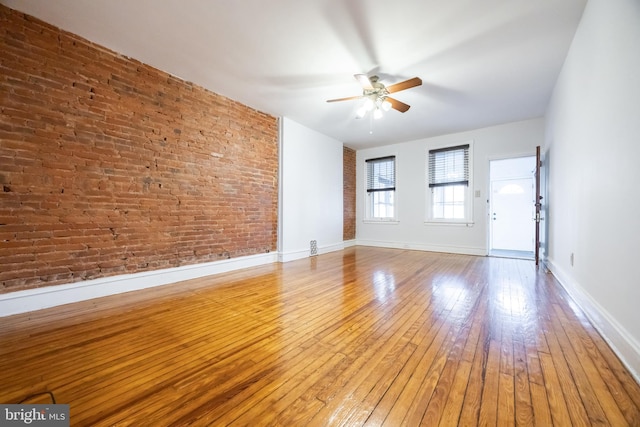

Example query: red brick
[0,4,278,293]
[343,146,356,240]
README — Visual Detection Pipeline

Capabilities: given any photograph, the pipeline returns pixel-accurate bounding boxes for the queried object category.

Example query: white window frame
[425,141,474,225]
[364,155,398,222]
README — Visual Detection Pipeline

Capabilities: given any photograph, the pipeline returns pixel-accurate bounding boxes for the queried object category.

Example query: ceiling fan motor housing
[363,76,389,102]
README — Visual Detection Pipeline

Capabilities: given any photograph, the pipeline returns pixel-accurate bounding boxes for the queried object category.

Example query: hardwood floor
[1,247,639,426]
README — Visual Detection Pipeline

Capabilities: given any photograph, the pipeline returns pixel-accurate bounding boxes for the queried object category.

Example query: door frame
[535,146,541,265]
[535,145,548,268]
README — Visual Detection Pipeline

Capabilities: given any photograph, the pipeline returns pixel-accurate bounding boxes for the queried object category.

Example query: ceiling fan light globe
[373,108,383,120]
[356,107,367,118]
[381,99,392,111]
[364,98,375,111]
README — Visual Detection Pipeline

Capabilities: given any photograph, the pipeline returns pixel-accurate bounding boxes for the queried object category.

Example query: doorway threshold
[489,249,534,260]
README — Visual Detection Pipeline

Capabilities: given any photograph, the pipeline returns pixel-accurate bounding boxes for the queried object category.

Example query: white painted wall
[356,118,543,254]
[544,0,640,378]
[279,117,344,261]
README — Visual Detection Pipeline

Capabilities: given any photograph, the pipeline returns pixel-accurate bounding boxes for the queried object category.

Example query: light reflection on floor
[371,261,537,327]
[372,270,396,302]
[495,281,528,316]
[431,275,470,315]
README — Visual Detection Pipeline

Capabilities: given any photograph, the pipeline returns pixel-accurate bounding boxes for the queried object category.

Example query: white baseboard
[278,241,346,262]
[0,252,278,317]
[356,239,486,256]
[343,239,357,248]
[546,257,640,384]
[319,241,346,255]
[278,248,309,263]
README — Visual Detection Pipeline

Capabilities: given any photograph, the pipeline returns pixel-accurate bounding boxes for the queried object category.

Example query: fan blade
[386,77,422,93]
[354,74,374,90]
[386,97,411,113]
[326,95,362,103]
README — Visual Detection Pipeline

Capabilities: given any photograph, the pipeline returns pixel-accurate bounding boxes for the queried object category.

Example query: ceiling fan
[327,74,422,119]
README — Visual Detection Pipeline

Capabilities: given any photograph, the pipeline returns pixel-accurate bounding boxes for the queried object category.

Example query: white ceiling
[1,0,586,149]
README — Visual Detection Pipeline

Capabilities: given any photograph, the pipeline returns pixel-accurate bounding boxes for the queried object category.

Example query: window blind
[428,144,469,188]
[366,156,395,192]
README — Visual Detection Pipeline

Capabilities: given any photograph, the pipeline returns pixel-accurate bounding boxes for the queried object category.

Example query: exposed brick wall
[343,146,356,240]
[0,6,279,293]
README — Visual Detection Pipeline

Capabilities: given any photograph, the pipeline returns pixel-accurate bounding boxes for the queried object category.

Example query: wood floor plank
[362,307,449,426]
[478,339,501,426]
[377,291,467,425]
[407,282,482,426]
[0,247,638,426]
[457,284,491,426]
[530,382,553,427]
[540,351,573,426]
[399,285,480,426]
[457,331,487,425]
[556,302,640,425]
[344,342,419,426]
[438,359,472,426]
[221,350,344,425]
[310,286,449,425]
[540,303,592,425]
[552,303,632,426]
[513,336,535,426]
[549,305,611,426]
[498,372,516,427]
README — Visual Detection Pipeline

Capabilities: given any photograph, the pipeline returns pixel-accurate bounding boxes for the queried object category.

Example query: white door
[490,177,535,252]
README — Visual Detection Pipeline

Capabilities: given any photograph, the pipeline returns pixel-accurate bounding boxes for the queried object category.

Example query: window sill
[363,219,400,225]
[424,220,474,227]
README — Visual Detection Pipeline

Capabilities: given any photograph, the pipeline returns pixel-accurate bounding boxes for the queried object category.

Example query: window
[366,156,396,220]
[427,144,472,222]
